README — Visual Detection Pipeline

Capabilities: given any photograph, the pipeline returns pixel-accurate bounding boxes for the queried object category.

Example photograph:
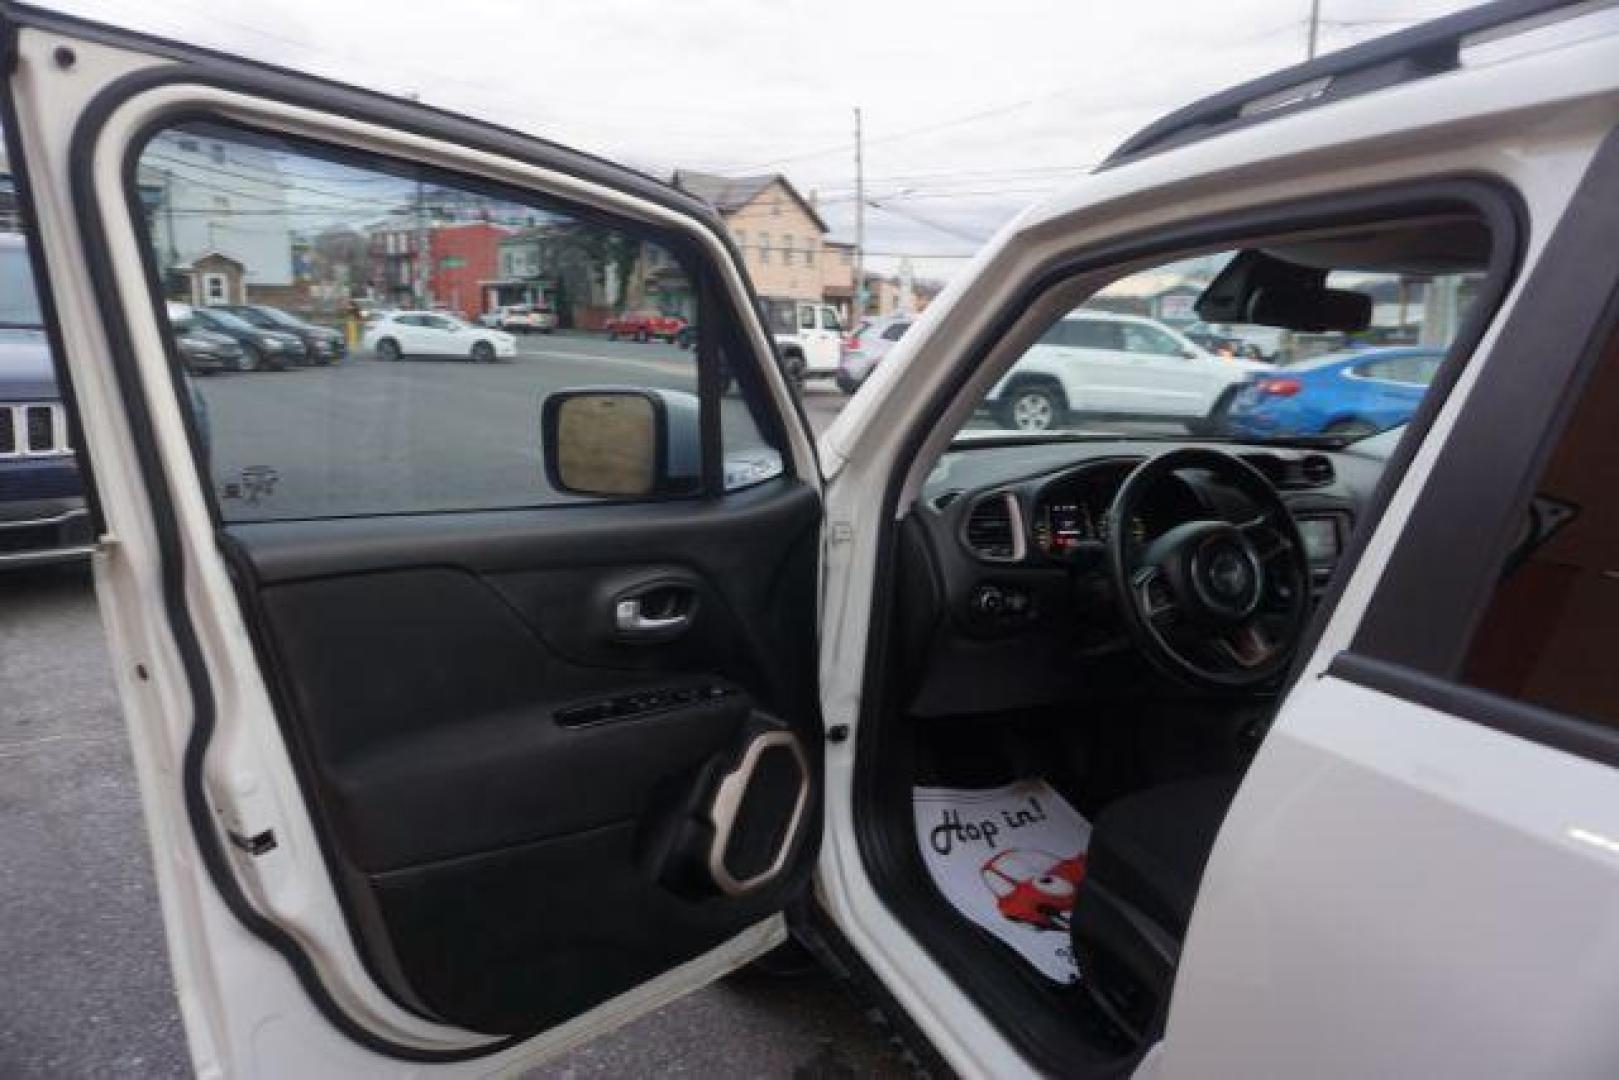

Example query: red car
[604,311,686,343]
[980,849,1088,932]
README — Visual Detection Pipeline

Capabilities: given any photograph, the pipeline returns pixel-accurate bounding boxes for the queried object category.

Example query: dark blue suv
[0,233,92,566]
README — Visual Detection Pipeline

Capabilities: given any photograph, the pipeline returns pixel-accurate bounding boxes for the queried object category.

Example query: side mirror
[542,388,701,498]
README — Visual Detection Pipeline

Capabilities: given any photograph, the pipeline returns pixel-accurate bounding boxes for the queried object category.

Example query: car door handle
[613,587,696,638]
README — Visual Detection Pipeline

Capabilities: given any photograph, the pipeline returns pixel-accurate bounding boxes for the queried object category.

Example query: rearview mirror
[542,388,701,497]
[1246,285,1372,333]
[1196,249,1372,332]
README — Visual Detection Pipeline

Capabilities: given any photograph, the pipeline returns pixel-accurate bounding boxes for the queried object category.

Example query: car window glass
[820,306,842,332]
[1459,337,1619,730]
[1120,323,1183,356]
[133,121,783,521]
[883,322,909,341]
[799,306,816,330]
[1356,354,1441,385]
[962,240,1481,441]
[200,309,255,333]
[1060,319,1119,350]
[0,240,42,328]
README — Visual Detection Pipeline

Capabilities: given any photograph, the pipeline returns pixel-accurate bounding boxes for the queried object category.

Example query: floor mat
[912,779,1092,983]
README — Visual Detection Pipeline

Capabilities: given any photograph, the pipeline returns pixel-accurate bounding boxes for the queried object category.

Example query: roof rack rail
[1101,0,1589,169]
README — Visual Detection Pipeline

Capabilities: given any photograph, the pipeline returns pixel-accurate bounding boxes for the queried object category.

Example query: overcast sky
[49,0,1474,278]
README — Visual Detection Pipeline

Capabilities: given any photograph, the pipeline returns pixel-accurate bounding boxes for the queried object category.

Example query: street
[0,344,897,1079]
[194,333,838,520]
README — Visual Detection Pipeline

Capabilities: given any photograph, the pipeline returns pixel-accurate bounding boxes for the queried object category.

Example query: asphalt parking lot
[0,337,901,1078]
[194,333,810,520]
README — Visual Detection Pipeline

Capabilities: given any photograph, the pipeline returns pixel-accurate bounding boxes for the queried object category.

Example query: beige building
[673,170,834,303]
[821,240,857,321]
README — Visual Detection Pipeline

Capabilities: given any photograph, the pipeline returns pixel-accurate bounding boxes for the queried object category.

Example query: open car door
[3,6,825,1073]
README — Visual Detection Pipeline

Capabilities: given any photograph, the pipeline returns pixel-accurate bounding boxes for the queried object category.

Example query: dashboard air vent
[962,492,1024,562]
[1299,454,1335,487]
[1240,452,1335,489]
[932,490,963,511]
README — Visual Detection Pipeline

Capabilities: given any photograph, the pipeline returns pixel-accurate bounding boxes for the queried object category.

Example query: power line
[864,198,991,245]
[735,87,1084,173]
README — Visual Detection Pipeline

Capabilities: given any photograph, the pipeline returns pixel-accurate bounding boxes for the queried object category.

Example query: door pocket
[642,715,811,898]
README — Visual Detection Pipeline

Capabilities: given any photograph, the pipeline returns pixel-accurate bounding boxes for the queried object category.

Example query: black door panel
[224,478,822,1034]
[230,481,820,583]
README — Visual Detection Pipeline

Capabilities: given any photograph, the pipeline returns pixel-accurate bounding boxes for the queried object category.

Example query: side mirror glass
[542,388,700,498]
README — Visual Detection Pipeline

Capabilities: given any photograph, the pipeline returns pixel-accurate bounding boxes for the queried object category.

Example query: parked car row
[976,307,1440,441]
[167,301,347,372]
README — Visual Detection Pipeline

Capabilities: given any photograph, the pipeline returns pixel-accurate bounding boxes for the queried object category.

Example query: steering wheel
[1105,448,1310,691]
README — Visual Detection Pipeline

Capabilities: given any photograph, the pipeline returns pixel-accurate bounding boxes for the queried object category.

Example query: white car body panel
[1162,676,1619,1079]
[362,312,516,358]
[7,18,818,1076]
[774,301,844,375]
[15,2,1619,1079]
[816,8,1619,1077]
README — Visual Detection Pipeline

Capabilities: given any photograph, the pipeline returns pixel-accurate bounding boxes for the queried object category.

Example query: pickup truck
[604,310,685,343]
[757,297,844,383]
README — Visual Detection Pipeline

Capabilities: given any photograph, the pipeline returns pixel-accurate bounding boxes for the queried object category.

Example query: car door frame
[2,7,820,1071]
[819,147,1539,1070]
[1160,121,1619,1079]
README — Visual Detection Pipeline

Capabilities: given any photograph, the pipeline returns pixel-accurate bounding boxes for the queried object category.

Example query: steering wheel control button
[1189,533,1264,621]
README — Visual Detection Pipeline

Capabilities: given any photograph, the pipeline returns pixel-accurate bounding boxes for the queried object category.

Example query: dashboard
[894,439,1371,718]
[1028,460,1197,559]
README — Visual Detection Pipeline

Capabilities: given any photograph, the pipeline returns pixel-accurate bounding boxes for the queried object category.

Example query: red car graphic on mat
[980,849,1087,931]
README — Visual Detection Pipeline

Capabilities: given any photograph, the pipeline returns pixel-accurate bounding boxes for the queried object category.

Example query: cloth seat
[1082,773,1242,938]
[1070,773,1241,1042]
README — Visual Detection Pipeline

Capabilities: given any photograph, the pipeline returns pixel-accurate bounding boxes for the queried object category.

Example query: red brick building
[429,222,508,321]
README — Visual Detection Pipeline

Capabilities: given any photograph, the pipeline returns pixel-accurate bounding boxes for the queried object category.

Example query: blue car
[1221,346,1443,441]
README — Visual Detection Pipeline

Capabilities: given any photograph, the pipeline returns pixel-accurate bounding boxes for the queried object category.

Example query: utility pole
[162,169,178,270]
[853,106,865,320]
[415,175,429,308]
[408,91,430,309]
[1307,0,1322,59]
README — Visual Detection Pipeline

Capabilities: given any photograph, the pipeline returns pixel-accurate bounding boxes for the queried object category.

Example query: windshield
[960,247,1481,447]
[0,238,44,329]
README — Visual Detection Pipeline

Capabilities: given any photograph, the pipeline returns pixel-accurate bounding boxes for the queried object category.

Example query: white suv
[492,304,556,334]
[18,4,1619,1080]
[984,311,1266,432]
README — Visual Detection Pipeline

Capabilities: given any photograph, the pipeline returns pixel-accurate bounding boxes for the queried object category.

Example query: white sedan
[362,310,517,363]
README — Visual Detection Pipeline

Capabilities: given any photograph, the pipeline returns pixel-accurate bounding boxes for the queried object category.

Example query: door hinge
[829,521,853,544]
